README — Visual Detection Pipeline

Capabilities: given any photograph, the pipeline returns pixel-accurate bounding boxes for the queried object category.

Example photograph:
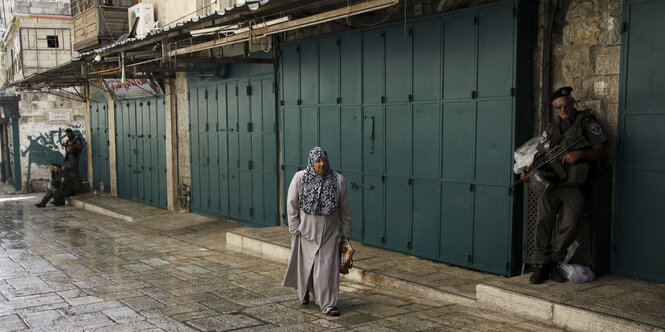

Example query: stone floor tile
[243,303,317,326]
[141,258,171,267]
[102,306,143,323]
[66,295,104,306]
[216,312,264,328]
[84,319,156,332]
[169,309,219,322]
[64,300,124,315]
[148,316,199,332]
[185,316,234,331]
[120,295,165,310]
[139,287,173,300]
[3,293,64,310]
[155,302,210,316]
[23,309,63,328]
[49,312,116,331]
[0,313,28,330]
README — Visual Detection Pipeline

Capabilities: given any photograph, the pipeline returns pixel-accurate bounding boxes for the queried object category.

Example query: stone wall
[6,16,75,81]
[17,91,87,191]
[175,72,191,206]
[547,0,622,163]
[12,0,70,16]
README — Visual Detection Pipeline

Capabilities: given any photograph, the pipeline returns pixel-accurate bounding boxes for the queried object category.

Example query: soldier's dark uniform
[36,167,81,207]
[64,134,83,174]
[531,88,607,268]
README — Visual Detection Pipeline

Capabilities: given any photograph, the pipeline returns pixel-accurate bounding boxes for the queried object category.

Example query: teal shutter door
[615,0,665,282]
[115,97,166,208]
[385,105,412,251]
[278,2,531,276]
[188,65,278,225]
[90,93,110,192]
[362,105,385,247]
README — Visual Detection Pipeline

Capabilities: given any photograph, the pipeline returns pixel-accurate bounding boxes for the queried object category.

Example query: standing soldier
[521,87,607,284]
[62,128,83,174]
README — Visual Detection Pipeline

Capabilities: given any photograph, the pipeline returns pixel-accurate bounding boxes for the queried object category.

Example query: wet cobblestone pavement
[0,195,561,331]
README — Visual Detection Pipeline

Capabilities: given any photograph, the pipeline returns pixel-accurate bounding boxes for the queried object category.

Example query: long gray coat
[282,170,352,314]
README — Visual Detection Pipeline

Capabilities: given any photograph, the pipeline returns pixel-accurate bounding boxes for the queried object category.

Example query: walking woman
[283,146,352,316]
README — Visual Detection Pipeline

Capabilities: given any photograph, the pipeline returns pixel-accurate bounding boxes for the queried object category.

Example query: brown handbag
[339,238,355,274]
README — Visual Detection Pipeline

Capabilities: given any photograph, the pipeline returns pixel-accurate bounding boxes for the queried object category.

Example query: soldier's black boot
[34,202,46,208]
[529,264,550,284]
[550,263,568,283]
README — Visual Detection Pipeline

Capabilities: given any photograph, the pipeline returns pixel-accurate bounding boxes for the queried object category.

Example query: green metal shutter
[187,65,278,226]
[114,96,166,208]
[279,1,535,276]
[615,0,665,282]
[90,92,110,192]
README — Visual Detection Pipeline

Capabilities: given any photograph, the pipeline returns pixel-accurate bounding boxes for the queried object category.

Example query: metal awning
[5,59,88,101]
[4,0,400,98]
[7,60,86,90]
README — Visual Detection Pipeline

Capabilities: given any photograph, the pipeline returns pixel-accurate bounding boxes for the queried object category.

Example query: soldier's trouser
[532,186,585,264]
[39,190,54,205]
[66,154,79,174]
[40,189,72,205]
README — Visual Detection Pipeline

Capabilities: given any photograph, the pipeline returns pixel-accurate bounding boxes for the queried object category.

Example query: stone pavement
[0,194,563,331]
[227,228,665,332]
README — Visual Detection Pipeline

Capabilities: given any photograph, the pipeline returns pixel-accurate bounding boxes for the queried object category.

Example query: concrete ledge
[553,304,657,332]
[476,284,553,322]
[226,232,290,264]
[69,198,134,222]
[225,232,475,307]
[477,283,660,332]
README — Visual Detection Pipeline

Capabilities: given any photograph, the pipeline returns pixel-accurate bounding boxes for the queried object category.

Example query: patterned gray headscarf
[299,147,338,215]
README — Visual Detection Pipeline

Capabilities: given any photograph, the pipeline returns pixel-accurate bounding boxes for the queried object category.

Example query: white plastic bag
[513,137,541,174]
[559,263,595,283]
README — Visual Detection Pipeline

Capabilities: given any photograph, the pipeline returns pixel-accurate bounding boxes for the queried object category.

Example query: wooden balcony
[71,0,137,52]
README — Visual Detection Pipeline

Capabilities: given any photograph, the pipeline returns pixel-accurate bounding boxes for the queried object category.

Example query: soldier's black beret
[549,86,573,102]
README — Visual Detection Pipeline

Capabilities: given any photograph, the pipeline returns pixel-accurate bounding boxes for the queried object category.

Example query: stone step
[476,283,658,332]
[226,231,476,307]
[226,231,662,332]
[69,196,135,222]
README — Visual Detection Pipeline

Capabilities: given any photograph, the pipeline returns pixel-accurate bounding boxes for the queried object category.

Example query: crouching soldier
[35,164,81,207]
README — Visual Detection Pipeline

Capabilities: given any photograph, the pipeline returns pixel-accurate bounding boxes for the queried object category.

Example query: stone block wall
[547,0,622,163]
[175,72,191,201]
[13,0,69,16]
[5,16,75,81]
[17,91,87,191]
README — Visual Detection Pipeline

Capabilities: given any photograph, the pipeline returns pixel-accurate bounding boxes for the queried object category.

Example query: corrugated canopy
[6,59,86,90]
[5,0,400,97]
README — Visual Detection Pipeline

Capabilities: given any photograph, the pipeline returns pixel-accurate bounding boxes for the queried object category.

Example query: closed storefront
[114,96,167,208]
[90,92,110,193]
[280,1,536,275]
[188,63,279,226]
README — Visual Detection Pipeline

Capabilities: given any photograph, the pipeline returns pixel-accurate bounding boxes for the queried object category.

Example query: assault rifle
[512,135,586,189]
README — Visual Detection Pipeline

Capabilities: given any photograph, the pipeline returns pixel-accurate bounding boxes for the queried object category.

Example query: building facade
[0,0,87,191]
[15,0,665,283]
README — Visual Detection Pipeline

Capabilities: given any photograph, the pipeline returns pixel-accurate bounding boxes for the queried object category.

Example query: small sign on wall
[48,110,72,124]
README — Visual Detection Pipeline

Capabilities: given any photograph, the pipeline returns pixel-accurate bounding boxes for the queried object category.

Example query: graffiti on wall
[20,124,88,183]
